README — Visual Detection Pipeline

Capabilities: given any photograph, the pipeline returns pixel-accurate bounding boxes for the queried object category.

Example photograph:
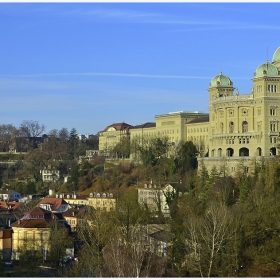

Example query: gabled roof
[11,206,68,229]
[12,219,51,228]
[11,206,53,228]
[37,198,69,211]
[23,206,52,217]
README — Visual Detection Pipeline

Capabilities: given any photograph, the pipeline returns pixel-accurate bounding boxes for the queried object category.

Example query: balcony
[213,94,253,104]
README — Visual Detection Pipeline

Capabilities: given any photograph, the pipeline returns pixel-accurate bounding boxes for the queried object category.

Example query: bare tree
[0,124,18,151]
[19,120,46,137]
[103,224,152,277]
[74,207,114,277]
[185,201,231,277]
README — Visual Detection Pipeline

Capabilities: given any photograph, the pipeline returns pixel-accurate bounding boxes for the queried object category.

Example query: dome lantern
[210,72,233,88]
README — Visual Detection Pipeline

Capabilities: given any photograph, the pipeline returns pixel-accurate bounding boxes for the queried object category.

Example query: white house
[137,183,176,217]
[40,166,60,182]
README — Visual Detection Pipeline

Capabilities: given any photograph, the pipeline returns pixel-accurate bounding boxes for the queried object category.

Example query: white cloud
[0,72,212,80]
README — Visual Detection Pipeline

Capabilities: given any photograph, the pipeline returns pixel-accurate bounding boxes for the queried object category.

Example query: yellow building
[98,46,280,175]
[130,111,208,160]
[196,46,280,175]
[62,207,88,232]
[99,122,132,155]
[0,225,13,260]
[87,192,116,211]
[11,207,52,259]
[64,192,116,212]
[186,116,209,157]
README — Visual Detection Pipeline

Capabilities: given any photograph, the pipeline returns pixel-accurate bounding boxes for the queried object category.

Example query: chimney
[72,212,75,217]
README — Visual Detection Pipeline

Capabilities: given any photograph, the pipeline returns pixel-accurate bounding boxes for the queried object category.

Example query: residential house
[0,189,21,201]
[63,193,88,207]
[137,183,176,217]
[87,192,116,211]
[11,206,53,259]
[0,201,21,227]
[63,192,116,211]
[37,197,72,213]
[0,225,13,260]
[40,166,60,182]
[62,206,88,232]
[11,206,70,260]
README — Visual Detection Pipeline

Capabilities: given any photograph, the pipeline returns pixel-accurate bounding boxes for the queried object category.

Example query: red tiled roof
[37,198,68,211]
[102,122,132,132]
[0,201,21,211]
[11,218,51,228]
[24,206,52,216]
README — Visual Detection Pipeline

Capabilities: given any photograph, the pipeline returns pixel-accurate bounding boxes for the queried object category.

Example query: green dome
[272,47,280,63]
[210,72,233,87]
[254,61,278,77]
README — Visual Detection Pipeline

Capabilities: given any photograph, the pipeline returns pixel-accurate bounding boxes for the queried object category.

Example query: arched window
[239,147,249,157]
[226,148,234,157]
[270,147,277,156]
[218,148,222,157]
[257,147,262,156]
[242,121,248,133]
[229,121,234,133]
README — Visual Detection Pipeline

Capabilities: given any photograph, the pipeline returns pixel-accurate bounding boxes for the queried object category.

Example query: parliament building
[99,46,280,175]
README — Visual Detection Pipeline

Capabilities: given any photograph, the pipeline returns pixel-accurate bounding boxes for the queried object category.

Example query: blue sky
[1,2,280,135]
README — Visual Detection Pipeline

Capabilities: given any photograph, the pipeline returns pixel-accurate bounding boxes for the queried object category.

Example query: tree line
[2,120,280,276]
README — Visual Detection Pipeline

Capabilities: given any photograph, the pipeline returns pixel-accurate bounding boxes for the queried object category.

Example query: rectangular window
[271,123,277,132]
[268,84,277,93]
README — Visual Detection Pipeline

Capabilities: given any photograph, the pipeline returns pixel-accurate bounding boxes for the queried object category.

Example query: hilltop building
[97,46,280,175]
[98,122,132,156]
[198,46,280,174]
